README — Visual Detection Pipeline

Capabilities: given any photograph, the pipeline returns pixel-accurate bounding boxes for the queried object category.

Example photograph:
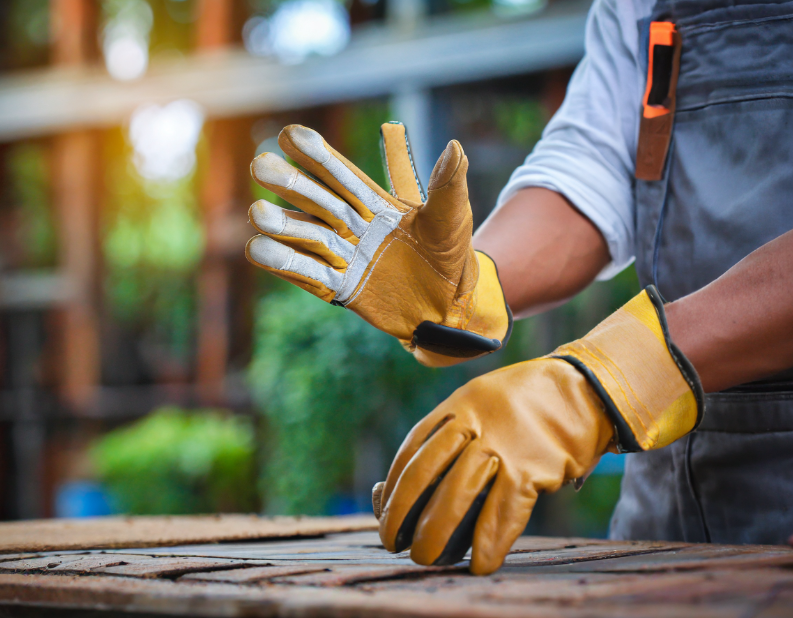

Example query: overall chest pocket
[634,7,793,301]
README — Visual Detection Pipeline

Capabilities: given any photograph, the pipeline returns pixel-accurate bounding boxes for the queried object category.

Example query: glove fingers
[251,152,367,241]
[378,411,454,525]
[410,446,499,566]
[470,469,537,575]
[380,122,424,203]
[279,124,403,220]
[249,200,355,270]
[379,419,471,553]
[246,235,342,303]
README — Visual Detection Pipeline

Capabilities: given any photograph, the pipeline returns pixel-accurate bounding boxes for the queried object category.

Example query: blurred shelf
[0,390,55,422]
[0,1,591,142]
[0,384,252,422]
[0,271,74,311]
[88,384,254,419]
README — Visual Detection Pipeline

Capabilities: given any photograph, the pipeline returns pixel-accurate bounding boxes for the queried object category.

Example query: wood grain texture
[180,565,329,583]
[94,557,268,579]
[0,554,139,573]
[0,514,378,554]
[0,525,791,617]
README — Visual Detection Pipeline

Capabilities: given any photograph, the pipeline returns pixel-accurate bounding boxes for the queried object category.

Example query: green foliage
[8,143,56,268]
[104,177,203,275]
[3,0,50,70]
[249,282,459,515]
[445,0,493,13]
[344,100,390,187]
[572,474,624,536]
[92,408,257,515]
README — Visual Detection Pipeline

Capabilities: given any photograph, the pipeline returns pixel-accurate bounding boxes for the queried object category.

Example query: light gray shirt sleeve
[493,0,652,280]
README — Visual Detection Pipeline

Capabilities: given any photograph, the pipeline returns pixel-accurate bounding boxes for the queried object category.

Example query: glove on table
[373,286,704,575]
[245,122,511,366]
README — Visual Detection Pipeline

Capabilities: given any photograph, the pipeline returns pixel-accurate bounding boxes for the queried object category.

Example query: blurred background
[0,0,638,537]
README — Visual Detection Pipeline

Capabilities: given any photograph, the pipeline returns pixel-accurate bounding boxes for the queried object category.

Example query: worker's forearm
[473,188,611,318]
[666,229,793,393]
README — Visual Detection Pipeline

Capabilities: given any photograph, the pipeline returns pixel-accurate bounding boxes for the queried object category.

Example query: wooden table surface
[1,527,793,617]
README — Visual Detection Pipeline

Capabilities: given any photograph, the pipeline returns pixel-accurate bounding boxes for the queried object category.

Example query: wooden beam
[51,131,101,411]
[49,0,98,66]
[195,1,235,405]
[49,0,101,412]
[195,0,235,50]
[0,271,74,310]
[0,1,590,142]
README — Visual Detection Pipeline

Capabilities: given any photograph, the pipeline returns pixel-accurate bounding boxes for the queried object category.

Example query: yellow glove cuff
[412,251,512,367]
[551,286,704,451]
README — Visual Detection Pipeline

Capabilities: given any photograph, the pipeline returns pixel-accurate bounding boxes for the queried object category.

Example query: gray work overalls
[609,0,793,545]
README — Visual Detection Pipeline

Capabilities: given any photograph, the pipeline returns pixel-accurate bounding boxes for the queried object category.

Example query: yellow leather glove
[245,122,512,366]
[373,286,704,575]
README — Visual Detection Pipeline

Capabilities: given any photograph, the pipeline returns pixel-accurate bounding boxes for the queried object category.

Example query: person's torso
[610,0,793,545]
[634,0,793,389]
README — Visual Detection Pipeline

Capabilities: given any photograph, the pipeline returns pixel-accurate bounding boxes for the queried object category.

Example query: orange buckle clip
[642,22,677,119]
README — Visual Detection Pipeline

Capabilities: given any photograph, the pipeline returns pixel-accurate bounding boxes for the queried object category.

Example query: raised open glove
[374,287,704,575]
[245,122,511,366]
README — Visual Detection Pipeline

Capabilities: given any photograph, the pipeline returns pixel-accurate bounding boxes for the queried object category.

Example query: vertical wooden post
[51,132,101,410]
[195,0,235,405]
[50,0,101,411]
[50,0,98,67]
[196,121,237,404]
[196,0,235,50]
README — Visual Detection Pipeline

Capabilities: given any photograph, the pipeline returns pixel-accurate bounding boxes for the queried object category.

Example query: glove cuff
[550,286,704,452]
[412,251,512,367]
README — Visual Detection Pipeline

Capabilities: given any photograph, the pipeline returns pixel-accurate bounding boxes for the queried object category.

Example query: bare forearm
[666,229,793,393]
[473,188,610,318]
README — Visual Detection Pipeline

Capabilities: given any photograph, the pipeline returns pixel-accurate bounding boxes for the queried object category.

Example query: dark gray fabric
[610,0,793,545]
[611,393,793,544]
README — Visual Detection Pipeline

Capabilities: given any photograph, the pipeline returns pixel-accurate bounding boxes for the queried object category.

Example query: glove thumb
[416,140,473,259]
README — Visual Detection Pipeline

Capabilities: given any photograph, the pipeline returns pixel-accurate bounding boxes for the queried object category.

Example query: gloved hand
[245,122,511,367]
[373,286,704,575]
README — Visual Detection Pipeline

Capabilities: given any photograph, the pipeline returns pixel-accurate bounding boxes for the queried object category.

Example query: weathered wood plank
[501,541,686,568]
[510,536,614,552]
[513,545,793,574]
[4,569,789,618]
[180,565,329,584]
[0,555,37,564]
[1,529,792,617]
[94,557,267,579]
[0,554,144,573]
[0,573,277,617]
[0,515,378,554]
[111,533,680,566]
[581,545,793,573]
[0,573,570,618]
[112,531,416,564]
[270,565,466,587]
[359,569,793,617]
